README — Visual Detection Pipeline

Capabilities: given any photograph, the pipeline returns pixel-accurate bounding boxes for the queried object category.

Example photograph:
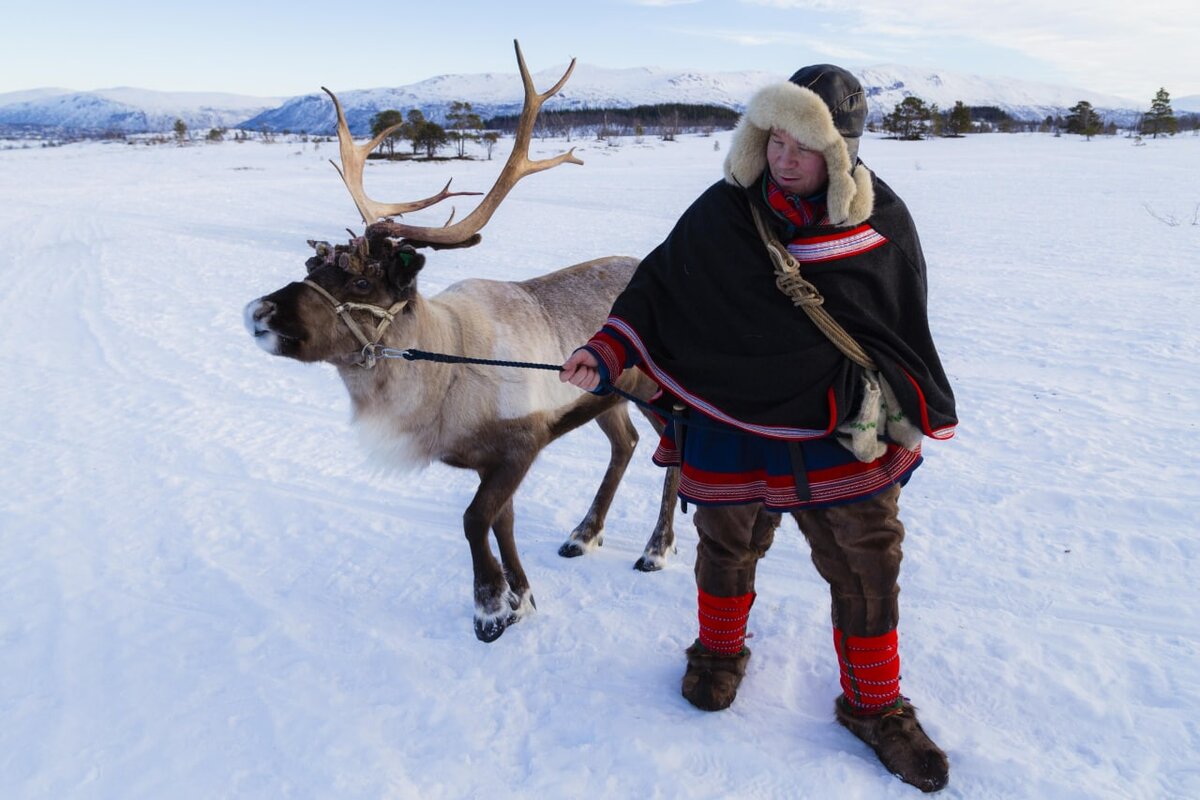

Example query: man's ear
[385,244,425,293]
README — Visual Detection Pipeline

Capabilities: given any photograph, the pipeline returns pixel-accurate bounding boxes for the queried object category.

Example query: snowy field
[1,128,1198,799]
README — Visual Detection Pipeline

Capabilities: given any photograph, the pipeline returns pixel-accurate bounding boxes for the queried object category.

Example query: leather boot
[681,640,750,711]
[835,696,950,793]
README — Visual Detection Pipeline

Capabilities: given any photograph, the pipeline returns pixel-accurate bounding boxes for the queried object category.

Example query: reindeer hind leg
[634,464,680,572]
[632,403,680,572]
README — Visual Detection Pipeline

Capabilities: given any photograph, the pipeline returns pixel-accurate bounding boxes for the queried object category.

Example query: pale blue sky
[4,0,1195,101]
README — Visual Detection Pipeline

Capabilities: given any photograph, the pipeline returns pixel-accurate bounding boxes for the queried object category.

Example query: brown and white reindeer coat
[244,42,679,642]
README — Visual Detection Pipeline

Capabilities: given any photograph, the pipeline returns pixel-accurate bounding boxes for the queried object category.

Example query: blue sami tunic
[587,325,922,511]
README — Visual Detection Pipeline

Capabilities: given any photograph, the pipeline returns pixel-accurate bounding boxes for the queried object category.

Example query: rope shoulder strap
[749,204,878,371]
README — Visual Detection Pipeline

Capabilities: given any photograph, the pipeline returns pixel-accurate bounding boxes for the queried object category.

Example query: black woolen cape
[609,169,957,438]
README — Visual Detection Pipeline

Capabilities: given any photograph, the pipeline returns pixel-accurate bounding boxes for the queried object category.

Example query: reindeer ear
[386,245,425,293]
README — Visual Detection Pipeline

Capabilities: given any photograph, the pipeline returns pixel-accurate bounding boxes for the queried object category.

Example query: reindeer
[244,42,679,642]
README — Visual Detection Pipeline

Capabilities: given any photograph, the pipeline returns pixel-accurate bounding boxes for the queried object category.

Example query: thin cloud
[738,0,842,8]
[737,0,1197,97]
[675,26,878,63]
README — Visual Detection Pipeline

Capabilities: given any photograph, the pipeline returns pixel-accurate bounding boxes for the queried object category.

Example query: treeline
[73,91,1198,151]
[872,100,1064,138]
[357,101,738,162]
[875,88,1199,141]
[485,103,740,140]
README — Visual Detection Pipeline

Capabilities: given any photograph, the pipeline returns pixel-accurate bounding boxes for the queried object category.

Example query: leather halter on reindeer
[244,41,680,642]
[295,239,411,367]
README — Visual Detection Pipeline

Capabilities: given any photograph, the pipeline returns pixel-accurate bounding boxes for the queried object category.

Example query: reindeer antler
[323,89,482,224]
[325,40,582,248]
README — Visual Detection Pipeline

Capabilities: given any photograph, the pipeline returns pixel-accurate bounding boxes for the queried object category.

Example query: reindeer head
[245,234,425,364]
[244,39,579,368]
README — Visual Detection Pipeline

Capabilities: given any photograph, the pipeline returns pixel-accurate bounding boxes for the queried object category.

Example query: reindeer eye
[353,278,372,292]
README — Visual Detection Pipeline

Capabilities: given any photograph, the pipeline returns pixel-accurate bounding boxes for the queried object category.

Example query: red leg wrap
[697,589,754,654]
[834,627,901,714]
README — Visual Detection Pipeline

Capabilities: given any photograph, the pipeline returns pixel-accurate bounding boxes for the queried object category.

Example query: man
[562,64,956,793]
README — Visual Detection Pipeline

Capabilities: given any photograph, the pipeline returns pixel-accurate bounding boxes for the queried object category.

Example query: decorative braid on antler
[306,237,384,277]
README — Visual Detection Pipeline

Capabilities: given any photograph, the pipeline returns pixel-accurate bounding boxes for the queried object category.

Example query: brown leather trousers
[693,484,905,638]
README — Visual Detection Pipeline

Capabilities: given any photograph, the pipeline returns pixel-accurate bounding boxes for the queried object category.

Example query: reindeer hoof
[473,588,536,642]
[558,541,586,558]
[634,554,666,572]
[474,614,514,642]
[558,534,602,558]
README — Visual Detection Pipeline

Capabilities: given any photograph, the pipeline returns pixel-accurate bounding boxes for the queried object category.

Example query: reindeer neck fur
[332,289,446,471]
[337,275,583,473]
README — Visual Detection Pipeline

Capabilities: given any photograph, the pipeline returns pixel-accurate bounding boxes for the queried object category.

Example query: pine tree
[370,109,404,156]
[480,131,499,160]
[414,119,447,158]
[1066,100,1101,140]
[400,110,427,156]
[883,96,932,140]
[928,103,943,137]
[446,101,483,157]
[1143,88,1178,138]
[947,101,972,136]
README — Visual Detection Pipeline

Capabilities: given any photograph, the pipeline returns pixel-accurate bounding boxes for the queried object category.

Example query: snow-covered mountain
[1,63,1175,137]
[1175,94,1200,113]
[857,64,1144,125]
[0,87,283,135]
[0,87,76,106]
[241,62,1154,135]
[239,63,779,135]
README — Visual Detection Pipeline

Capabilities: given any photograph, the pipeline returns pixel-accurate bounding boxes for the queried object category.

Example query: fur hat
[724,64,874,226]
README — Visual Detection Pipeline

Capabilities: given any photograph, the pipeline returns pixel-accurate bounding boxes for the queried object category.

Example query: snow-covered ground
[1,129,1197,799]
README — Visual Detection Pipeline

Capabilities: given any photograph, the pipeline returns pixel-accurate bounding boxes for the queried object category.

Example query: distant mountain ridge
[2,64,1192,137]
[238,63,781,136]
[0,87,284,135]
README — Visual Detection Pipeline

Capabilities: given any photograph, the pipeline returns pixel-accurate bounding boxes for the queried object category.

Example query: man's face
[766,128,829,197]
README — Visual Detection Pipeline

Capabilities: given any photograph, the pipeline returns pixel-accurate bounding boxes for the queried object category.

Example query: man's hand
[560,348,602,391]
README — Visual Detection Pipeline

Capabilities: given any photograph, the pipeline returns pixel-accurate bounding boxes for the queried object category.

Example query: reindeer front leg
[465,459,535,642]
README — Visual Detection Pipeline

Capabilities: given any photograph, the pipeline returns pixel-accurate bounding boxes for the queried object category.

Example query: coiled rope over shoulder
[749,204,878,371]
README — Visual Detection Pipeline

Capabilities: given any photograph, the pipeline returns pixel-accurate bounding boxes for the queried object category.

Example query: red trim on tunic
[585,331,628,383]
[656,442,921,510]
[824,385,838,436]
[902,368,957,440]
[785,224,889,264]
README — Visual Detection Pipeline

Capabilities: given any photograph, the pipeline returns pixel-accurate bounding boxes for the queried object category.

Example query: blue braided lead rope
[383,347,563,372]
[373,346,708,428]
[376,346,760,437]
